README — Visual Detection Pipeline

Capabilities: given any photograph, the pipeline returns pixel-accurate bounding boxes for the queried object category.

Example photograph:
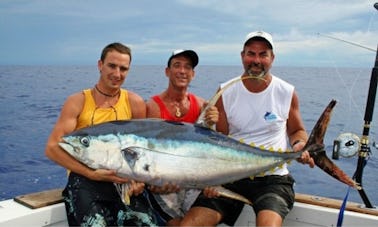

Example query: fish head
[59,132,124,170]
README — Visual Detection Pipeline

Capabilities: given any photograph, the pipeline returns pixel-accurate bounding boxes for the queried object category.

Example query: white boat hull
[0,199,66,226]
[0,189,377,226]
[231,202,378,226]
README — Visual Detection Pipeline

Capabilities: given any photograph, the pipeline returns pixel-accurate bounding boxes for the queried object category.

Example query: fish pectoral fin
[212,186,252,205]
[114,183,131,205]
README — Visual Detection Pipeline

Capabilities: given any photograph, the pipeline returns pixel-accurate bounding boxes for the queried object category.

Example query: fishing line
[317,33,375,52]
[318,7,378,135]
[321,47,364,134]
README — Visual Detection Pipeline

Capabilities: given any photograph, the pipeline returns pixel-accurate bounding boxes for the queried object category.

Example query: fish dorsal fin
[195,75,261,128]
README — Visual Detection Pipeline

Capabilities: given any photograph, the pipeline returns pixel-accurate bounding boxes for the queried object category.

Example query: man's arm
[287,91,308,147]
[44,92,131,183]
[287,91,314,167]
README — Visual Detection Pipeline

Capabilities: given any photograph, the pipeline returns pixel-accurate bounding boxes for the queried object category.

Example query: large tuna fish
[59,100,359,193]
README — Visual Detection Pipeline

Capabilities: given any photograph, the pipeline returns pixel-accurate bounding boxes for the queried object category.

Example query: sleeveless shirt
[152,93,200,123]
[221,75,294,176]
[76,89,132,129]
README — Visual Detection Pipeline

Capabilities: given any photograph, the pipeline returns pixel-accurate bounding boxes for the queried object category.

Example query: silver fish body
[59,119,299,188]
[60,100,359,191]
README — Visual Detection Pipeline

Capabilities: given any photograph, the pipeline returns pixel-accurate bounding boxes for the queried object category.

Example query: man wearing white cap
[178,31,314,226]
[145,49,219,225]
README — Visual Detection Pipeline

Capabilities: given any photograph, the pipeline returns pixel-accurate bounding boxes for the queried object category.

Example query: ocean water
[0,65,377,207]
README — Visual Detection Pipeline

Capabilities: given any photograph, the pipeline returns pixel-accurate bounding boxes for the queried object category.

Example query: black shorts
[191,175,295,226]
[62,172,164,226]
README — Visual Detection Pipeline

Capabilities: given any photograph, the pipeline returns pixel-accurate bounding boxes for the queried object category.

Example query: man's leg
[179,206,222,226]
[256,210,283,227]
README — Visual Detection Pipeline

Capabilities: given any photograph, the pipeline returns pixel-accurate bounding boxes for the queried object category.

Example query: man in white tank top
[179,31,315,227]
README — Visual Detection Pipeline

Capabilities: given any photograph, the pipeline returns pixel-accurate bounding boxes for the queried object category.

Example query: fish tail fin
[305,99,337,148]
[306,100,360,189]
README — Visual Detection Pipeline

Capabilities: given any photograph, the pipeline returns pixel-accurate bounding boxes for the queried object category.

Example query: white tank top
[221,75,294,176]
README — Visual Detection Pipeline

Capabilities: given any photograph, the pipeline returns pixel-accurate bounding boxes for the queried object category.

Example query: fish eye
[80,137,90,147]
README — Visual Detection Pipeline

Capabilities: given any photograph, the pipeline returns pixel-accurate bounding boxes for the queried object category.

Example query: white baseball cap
[167,49,199,68]
[244,31,274,50]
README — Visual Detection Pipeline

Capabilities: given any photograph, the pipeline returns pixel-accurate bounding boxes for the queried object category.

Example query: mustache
[246,63,265,77]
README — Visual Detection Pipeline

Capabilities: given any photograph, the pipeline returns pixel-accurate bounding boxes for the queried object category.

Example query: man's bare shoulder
[126,90,144,103]
[146,94,161,118]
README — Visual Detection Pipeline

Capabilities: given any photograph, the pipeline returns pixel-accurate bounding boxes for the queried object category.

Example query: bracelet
[292,140,304,147]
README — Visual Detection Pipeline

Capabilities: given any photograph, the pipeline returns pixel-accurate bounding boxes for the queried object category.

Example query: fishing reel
[332,133,360,159]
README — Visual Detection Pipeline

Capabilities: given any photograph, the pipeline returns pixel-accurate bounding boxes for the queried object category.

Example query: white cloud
[0,0,377,66]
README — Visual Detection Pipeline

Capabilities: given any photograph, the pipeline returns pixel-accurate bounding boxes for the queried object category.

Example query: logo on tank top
[264,112,277,122]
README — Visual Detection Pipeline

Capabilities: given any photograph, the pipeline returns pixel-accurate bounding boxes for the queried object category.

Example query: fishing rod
[353,2,378,209]
[323,3,377,208]
[353,3,377,208]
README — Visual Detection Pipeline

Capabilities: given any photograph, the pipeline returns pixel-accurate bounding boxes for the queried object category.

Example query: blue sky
[0,0,377,67]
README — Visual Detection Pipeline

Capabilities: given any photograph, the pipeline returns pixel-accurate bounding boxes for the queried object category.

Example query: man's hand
[128,181,145,196]
[293,141,315,168]
[204,105,219,126]
[297,150,315,168]
[203,186,220,198]
[90,169,130,183]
